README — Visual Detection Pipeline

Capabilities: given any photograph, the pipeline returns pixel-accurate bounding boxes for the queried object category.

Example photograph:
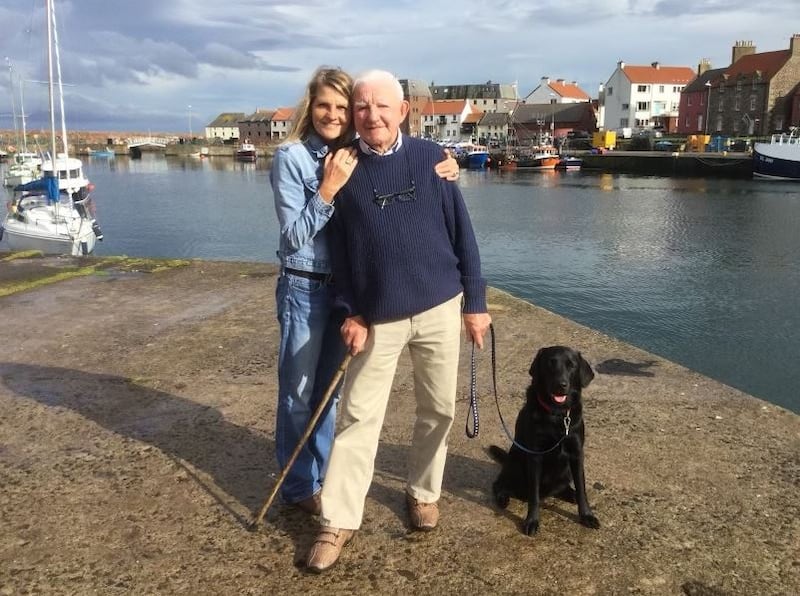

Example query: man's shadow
[0,362,273,528]
[1,362,505,564]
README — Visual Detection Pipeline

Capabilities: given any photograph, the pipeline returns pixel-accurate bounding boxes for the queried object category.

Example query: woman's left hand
[319,147,359,202]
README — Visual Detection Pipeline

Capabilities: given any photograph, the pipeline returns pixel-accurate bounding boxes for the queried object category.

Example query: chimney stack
[697,58,712,76]
[731,40,756,64]
[791,34,800,56]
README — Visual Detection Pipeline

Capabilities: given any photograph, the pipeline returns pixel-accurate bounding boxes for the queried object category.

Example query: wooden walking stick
[247,353,352,530]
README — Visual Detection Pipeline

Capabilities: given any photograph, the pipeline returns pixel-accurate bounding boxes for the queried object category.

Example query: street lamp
[188,104,193,139]
[704,81,712,135]
[549,92,556,141]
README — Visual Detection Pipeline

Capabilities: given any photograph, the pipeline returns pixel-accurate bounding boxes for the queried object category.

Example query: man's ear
[400,100,410,123]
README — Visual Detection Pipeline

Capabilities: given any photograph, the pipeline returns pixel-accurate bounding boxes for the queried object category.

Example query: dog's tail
[487,445,508,464]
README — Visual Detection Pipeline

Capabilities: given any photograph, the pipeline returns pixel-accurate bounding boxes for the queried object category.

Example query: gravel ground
[0,255,798,595]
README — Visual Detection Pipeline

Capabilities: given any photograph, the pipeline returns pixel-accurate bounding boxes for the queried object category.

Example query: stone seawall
[0,254,797,595]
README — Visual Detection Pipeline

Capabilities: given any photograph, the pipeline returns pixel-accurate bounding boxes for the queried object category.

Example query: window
[718,98,724,111]
[736,80,742,91]
[607,87,613,96]
[685,116,690,127]
[750,96,757,111]
[687,96,693,107]
[659,85,665,93]
[637,85,648,92]
[622,103,629,110]
[734,97,740,111]
[637,101,649,111]
[620,118,629,127]
[733,119,739,132]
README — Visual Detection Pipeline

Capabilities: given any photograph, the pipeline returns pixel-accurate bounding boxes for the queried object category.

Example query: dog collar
[537,393,570,415]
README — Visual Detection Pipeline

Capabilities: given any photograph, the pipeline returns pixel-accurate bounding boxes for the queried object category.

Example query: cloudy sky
[0,0,796,133]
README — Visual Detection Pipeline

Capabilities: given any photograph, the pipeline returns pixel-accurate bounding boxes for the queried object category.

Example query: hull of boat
[753,144,800,180]
[2,220,97,255]
[555,158,583,171]
[467,152,490,169]
[236,150,257,162]
[518,156,560,170]
[3,200,98,256]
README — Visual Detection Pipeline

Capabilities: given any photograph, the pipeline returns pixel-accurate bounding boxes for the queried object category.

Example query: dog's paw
[493,490,510,509]
[580,514,600,529]
[522,518,540,536]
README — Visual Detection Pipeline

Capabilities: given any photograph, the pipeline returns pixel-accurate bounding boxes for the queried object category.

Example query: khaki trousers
[319,294,463,530]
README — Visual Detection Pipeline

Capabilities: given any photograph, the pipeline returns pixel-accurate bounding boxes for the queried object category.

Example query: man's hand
[341,315,369,355]
[463,312,492,349]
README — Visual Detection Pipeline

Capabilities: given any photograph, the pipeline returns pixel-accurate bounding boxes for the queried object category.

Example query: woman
[271,66,458,515]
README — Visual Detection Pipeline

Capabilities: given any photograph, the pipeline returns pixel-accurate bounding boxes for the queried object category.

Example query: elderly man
[306,70,491,573]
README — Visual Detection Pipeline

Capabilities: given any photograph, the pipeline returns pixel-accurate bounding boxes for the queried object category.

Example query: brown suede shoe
[306,527,354,573]
[406,493,439,531]
[293,493,321,516]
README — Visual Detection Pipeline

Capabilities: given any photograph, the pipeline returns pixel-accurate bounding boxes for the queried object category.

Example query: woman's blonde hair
[286,66,354,148]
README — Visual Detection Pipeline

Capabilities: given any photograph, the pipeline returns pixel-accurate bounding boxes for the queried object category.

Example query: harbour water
[2,153,799,413]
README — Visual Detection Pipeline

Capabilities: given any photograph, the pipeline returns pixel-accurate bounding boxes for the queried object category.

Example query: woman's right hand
[319,147,358,203]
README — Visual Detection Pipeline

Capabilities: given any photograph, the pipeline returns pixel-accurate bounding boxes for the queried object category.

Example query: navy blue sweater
[330,136,487,324]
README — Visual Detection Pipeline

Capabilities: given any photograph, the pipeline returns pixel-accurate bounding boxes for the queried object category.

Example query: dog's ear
[529,348,545,380]
[578,353,595,388]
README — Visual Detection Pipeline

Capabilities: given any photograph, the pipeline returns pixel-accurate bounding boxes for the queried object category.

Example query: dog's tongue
[553,394,567,404]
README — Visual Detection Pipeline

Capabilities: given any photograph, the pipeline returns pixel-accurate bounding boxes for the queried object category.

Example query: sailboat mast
[46,0,57,175]
[6,59,20,150]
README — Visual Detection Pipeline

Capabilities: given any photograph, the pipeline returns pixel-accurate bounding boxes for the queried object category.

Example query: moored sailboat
[1,0,103,256]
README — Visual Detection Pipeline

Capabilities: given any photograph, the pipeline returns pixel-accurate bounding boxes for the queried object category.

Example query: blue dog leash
[467,324,572,455]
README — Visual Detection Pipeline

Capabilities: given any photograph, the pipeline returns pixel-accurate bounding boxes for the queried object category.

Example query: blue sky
[0,0,797,133]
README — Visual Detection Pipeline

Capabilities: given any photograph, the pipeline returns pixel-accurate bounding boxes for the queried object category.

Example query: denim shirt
[270,133,336,273]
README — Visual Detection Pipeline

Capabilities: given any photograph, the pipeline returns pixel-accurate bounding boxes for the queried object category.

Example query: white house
[270,107,295,140]
[524,77,591,104]
[421,100,475,141]
[205,112,245,141]
[601,61,695,132]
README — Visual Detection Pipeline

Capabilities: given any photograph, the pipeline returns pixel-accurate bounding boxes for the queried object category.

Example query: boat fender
[80,241,88,256]
[92,221,104,241]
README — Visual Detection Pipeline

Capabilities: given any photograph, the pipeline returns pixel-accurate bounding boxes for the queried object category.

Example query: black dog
[489,346,600,536]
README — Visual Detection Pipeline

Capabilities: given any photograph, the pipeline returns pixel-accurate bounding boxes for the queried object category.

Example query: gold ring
[345,159,353,165]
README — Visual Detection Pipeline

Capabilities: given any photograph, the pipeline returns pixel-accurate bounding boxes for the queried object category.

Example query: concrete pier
[0,254,797,595]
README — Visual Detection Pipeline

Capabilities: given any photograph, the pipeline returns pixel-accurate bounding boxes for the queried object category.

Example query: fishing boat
[555,156,583,171]
[752,129,800,180]
[517,147,560,170]
[467,144,490,169]
[235,139,257,162]
[1,0,103,256]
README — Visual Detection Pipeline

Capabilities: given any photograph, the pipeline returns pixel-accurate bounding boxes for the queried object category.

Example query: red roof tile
[623,65,696,84]
[548,80,590,100]
[421,100,467,116]
[272,107,295,121]
[723,50,790,80]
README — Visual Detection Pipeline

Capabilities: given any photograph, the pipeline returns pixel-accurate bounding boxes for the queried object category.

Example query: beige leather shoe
[306,527,354,573]
[406,493,439,531]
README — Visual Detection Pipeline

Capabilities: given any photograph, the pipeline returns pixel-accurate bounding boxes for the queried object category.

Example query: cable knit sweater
[329,135,487,324]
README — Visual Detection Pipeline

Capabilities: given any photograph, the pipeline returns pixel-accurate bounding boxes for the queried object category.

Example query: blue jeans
[275,272,346,504]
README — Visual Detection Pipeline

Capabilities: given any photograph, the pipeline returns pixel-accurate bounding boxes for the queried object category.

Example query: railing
[128,137,170,147]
